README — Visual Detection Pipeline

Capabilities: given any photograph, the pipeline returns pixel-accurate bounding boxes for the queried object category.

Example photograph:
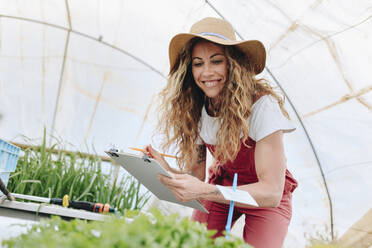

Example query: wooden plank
[9,142,112,162]
[338,208,372,247]
[0,207,44,222]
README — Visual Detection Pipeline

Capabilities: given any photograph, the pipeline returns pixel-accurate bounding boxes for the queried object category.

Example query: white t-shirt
[197,95,295,145]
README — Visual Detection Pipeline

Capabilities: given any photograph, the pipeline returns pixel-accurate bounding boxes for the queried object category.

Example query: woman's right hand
[144,144,171,171]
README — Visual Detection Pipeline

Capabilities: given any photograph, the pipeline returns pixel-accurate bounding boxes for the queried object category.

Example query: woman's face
[191,41,228,99]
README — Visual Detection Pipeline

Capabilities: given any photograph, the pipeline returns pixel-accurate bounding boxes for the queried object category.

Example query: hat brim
[169,33,266,74]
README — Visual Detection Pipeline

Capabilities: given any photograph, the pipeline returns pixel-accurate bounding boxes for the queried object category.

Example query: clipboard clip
[142,154,151,163]
[108,148,119,157]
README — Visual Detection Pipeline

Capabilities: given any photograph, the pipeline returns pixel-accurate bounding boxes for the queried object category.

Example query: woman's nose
[201,63,213,76]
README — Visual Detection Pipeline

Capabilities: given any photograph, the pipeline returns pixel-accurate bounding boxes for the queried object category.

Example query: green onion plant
[7,132,150,213]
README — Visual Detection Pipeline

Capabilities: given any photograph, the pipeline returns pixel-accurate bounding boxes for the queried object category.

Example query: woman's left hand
[158,172,205,202]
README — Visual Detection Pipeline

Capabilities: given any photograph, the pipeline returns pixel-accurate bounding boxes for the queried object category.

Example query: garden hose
[50,195,116,214]
[0,177,15,201]
[9,193,117,214]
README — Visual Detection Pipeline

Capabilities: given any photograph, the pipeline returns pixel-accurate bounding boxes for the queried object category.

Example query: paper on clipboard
[105,150,208,213]
[216,185,258,206]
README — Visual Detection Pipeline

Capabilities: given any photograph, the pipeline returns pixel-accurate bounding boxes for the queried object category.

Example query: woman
[145,17,298,248]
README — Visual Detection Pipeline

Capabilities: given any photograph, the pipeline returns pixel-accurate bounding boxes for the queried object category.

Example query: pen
[129,147,177,159]
[225,172,237,239]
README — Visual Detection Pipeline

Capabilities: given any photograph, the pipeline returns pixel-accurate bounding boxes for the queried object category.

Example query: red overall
[191,138,298,248]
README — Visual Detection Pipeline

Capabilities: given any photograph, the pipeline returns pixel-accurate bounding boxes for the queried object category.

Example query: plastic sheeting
[0,1,371,247]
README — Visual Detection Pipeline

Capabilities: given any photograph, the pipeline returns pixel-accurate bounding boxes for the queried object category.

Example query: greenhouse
[0,1,371,247]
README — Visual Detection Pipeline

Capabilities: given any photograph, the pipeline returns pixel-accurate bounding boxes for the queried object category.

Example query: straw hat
[168,17,266,74]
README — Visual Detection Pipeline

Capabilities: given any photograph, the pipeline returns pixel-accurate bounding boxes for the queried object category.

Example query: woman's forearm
[199,181,282,208]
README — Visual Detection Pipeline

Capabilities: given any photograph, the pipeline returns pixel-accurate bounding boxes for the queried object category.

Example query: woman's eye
[212,60,223,64]
[193,62,202,67]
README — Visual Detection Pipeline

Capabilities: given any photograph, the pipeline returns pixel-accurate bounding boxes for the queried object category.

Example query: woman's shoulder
[252,94,277,109]
[249,94,295,141]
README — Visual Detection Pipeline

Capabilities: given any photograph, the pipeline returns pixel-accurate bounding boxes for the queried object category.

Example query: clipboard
[105,150,208,213]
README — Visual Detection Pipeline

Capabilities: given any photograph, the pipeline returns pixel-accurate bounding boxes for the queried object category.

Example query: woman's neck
[206,97,221,117]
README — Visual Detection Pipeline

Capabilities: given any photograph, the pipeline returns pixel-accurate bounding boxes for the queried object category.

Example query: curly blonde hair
[157,38,289,172]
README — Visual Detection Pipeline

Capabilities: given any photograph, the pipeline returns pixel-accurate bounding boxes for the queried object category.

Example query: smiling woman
[145,17,298,248]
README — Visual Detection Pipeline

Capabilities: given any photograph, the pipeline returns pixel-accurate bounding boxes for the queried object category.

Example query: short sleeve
[195,135,203,145]
[249,95,296,141]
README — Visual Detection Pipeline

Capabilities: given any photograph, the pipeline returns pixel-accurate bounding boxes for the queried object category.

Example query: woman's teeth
[204,80,219,87]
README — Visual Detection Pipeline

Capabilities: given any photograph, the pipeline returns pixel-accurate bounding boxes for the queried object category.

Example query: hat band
[198,32,231,41]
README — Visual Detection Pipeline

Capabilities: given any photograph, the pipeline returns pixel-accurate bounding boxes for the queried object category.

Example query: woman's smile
[203,79,222,87]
